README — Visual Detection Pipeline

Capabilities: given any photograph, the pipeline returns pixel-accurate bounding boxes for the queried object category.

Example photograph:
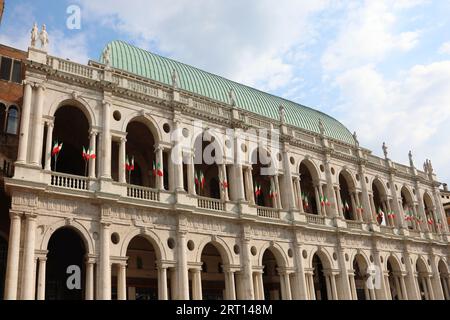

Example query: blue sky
[1,0,450,183]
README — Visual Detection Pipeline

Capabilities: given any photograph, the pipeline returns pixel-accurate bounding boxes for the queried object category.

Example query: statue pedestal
[28,47,47,64]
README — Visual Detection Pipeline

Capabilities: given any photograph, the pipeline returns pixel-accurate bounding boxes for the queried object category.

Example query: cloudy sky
[1,0,450,183]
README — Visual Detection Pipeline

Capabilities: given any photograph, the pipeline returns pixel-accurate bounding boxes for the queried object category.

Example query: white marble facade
[2,44,450,301]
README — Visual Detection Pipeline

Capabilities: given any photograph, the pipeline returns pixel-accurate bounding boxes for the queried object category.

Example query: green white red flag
[52,141,63,157]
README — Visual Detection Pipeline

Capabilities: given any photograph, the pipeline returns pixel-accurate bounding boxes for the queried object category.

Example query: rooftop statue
[31,23,39,47]
[39,24,49,51]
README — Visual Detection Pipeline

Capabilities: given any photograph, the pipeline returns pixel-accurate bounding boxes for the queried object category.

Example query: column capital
[36,83,46,91]
[89,129,99,137]
[9,210,23,219]
[45,121,54,128]
[23,212,38,220]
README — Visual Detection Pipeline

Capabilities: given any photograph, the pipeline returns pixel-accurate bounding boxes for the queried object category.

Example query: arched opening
[122,236,158,300]
[252,148,274,207]
[372,180,387,225]
[339,172,355,220]
[0,103,6,132]
[352,254,369,300]
[299,161,318,214]
[199,243,226,300]
[261,248,282,300]
[386,257,403,300]
[401,187,417,230]
[52,105,90,175]
[193,132,222,199]
[312,253,329,300]
[124,120,156,187]
[6,105,19,135]
[423,193,436,233]
[438,260,450,300]
[416,258,432,300]
[46,228,86,300]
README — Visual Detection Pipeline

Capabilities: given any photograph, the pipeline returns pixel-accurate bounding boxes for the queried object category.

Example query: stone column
[308,272,316,300]
[384,273,392,300]
[357,164,372,217]
[314,184,322,215]
[157,265,168,300]
[155,145,164,190]
[394,275,403,299]
[224,267,236,300]
[330,273,338,300]
[336,246,351,299]
[335,186,343,217]
[241,237,254,299]
[119,137,126,183]
[88,131,97,178]
[177,231,189,299]
[187,152,196,195]
[101,100,112,179]
[117,263,127,300]
[234,164,246,201]
[36,256,47,300]
[31,84,46,166]
[172,120,184,192]
[219,163,229,201]
[295,177,304,212]
[4,211,21,300]
[400,274,408,300]
[99,222,111,300]
[274,175,282,209]
[20,214,37,300]
[349,273,357,300]
[350,192,358,220]
[169,268,177,300]
[17,81,33,163]
[293,243,308,299]
[429,255,445,300]
[281,148,295,210]
[44,122,54,171]
[280,271,292,300]
[426,275,435,300]
[85,260,95,300]
[325,274,332,300]
[369,194,377,219]
[323,158,338,217]
[253,271,264,300]
[404,251,420,299]
[372,250,388,299]
[191,268,203,300]
[244,167,255,205]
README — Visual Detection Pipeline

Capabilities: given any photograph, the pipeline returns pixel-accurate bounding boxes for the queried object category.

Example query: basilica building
[0,28,449,301]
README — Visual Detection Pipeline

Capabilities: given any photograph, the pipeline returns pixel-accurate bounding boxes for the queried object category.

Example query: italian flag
[153,161,163,177]
[344,201,350,211]
[357,204,364,212]
[221,180,229,189]
[88,149,96,160]
[388,210,395,219]
[269,183,277,199]
[302,193,309,209]
[82,146,89,160]
[320,195,325,207]
[378,208,384,217]
[405,212,413,221]
[325,196,330,207]
[52,141,63,157]
[195,171,199,186]
[427,218,434,225]
[255,183,261,197]
[200,171,205,189]
[125,156,135,171]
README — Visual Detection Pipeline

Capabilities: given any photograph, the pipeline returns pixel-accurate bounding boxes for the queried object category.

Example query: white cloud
[321,1,421,73]
[335,61,450,182]
[438,41,450,55]
[76,0,330,91]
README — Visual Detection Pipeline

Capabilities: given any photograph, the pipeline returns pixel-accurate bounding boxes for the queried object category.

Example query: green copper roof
[101,40,354,144]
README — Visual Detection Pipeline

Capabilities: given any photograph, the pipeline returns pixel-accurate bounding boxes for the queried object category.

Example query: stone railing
[306,213,325,225]
[380,225,395,235]
[127,185,159,201]
[197,197,225,211]
[257,206,280,219]
[346,220,363,230]
[50,172,89,191]
[126,78,159,97]
[408,229,421,238]
[367,154,385,166]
